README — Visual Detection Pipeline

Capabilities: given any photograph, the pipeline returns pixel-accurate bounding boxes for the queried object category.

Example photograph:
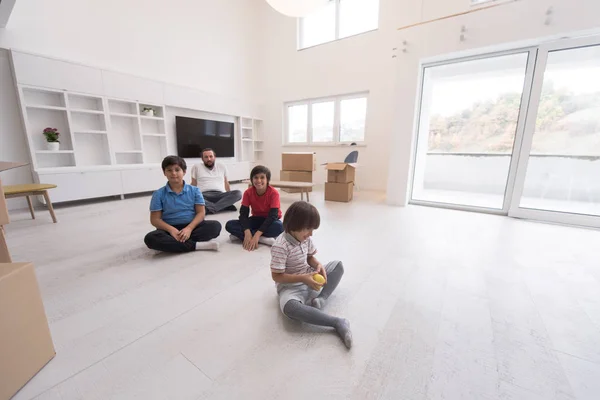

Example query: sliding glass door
[410,35,600,228]
[411,51,534,211]
[509,37,600,227]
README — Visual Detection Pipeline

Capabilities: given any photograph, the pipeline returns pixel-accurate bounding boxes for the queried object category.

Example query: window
[285,93,367,145]
[298,0,379,49]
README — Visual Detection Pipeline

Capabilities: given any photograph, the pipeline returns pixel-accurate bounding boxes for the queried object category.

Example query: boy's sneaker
[258,237,276,246]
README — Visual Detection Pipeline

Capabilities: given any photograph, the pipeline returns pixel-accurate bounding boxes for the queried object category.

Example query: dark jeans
[203,190,242,214]
[225,217,283,240]
[144,221,222,253]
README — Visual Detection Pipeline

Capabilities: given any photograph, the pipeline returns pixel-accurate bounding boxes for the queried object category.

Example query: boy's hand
[169,228,181,241]
[243,231,256,251]
[178,226,193,242]
[314,264,327,284]
[244,235,259,251]
[303,274,324,291]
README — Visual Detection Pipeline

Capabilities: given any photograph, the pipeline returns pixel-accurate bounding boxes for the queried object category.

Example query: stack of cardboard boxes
[281,152,316,194]
[0,162,56,400]
[324,163,356,202]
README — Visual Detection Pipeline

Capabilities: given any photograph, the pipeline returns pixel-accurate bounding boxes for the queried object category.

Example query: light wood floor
[5,188,600,400]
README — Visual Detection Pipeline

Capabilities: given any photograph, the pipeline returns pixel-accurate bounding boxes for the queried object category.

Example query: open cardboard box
[0,262,56,400]
[324,163,356,202]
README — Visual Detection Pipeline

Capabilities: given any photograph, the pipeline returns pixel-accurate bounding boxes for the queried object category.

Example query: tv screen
[176,116,235,158]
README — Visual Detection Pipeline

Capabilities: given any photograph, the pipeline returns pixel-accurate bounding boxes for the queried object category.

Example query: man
[191,148,242,214]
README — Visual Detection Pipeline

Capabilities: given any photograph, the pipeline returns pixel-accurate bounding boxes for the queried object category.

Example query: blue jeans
[225,217,283,240]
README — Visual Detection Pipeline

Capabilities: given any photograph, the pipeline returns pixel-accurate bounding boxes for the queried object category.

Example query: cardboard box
[325,182,354,202]
[1,162,28,263]
[282,152,316,172]
[0,262,56,400]
[325,163,356,184]
[280,170,313,193]
[280,170,313,182]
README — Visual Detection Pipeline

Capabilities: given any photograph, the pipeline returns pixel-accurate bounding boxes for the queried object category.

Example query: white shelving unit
[17,85,169,171]
[10,50,263,204]
[239,116,264,163]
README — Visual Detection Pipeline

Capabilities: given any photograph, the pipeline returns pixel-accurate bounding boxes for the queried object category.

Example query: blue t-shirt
[149,182,205,226]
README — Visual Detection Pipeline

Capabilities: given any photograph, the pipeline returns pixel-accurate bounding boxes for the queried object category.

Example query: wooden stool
[3,184,58,223]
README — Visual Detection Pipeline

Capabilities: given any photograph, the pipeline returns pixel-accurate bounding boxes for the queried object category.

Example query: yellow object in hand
[313,274,326,284]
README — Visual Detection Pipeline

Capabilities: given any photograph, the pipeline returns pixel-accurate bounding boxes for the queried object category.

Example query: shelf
[140,115,164,121]
[242,127,253,130]
[74,130,108,135]
[242,138,253,142]
[109,99,137,115]
[36,150,74,154]
[254,150,264,152]
[23,87,66,108]
[71,109,105,115]
[115,150,143,154]
[110,113,138,118]
[142,133,166,137]
[26,105,67,111]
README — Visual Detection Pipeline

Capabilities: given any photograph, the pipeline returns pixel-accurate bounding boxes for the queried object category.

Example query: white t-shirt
[191,162,228,192]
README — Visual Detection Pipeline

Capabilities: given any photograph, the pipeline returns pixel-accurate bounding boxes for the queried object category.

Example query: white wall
[258,0,600,203]
[0,49,31,210]
[0,0,260,100]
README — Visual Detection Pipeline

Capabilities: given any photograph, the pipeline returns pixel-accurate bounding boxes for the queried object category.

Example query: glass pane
[311,101,335,143]
[340,97,367,142]
[519,45,600,216]
[300,2,335,48]
[288,104,308,143]
[411,53,529,209]
[339,0,379,38]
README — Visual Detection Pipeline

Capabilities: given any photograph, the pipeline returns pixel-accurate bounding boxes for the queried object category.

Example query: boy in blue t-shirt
[144,156,221,253]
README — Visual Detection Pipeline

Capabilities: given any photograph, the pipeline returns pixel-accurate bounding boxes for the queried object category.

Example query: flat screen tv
[176,116,235,158]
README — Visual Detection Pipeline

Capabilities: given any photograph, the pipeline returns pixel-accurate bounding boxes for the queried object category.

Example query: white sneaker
[229,234,241,242]
[195,240,220,251]
[258,237,276,246]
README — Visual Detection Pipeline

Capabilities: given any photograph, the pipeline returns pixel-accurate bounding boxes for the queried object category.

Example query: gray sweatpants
[202,190,242,214]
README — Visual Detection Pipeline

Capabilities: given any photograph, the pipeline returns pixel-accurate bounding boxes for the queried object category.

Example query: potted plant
[141,107,155,117]
[43,127,60,151]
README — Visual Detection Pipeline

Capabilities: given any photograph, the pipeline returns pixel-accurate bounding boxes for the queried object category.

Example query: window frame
[284,92,369,146]
[297,0,379,50]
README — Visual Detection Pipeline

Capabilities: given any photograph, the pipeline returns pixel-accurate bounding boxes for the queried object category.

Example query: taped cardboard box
[325,163,356,184]
[280,170,313,193]
[0,262,56,400]
[325,182,354,202]
[281,152,316,172]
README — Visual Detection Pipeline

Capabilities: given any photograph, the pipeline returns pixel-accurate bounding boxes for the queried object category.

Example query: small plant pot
[142,110,155,117]
[46,142,60,151]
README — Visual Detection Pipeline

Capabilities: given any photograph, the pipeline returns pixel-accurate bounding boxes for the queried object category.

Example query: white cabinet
[121,167,165,194]
[37,170,122,203]
[101,70,164,104]
[12,51,103,94]
[225,161,251,182]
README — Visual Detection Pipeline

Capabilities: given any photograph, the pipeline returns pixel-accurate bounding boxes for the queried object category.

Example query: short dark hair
[161,155,187,172]
[250,165,271,184]
[201,148,215,157]
[283,201,320,233]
